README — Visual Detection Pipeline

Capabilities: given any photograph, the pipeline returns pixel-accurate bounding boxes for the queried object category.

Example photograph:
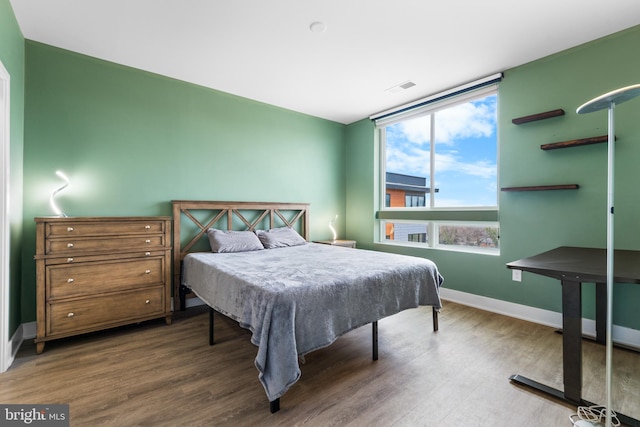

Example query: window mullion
[429,112,435,209]
[380,129,387,208]
[429,222,436,248]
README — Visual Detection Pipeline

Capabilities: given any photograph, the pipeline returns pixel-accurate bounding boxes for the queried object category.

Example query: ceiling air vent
[385,81,416,94]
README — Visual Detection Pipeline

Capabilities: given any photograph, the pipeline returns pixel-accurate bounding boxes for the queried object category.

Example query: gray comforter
[182,243,443,402]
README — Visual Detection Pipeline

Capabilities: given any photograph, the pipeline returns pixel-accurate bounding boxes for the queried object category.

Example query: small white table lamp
[328,214,338,242]
[49,170,70,217]
[577,83,640,427]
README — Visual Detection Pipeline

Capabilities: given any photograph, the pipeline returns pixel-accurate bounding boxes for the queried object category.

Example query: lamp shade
[577,83,640,114]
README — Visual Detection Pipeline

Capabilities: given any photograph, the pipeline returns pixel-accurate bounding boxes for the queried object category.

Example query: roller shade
[370,73,503,128]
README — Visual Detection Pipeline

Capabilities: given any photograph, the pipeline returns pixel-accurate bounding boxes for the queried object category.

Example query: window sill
[377,209,498,222]
[376,240,500,256]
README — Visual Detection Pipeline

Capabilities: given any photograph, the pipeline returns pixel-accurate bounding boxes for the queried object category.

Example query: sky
[385,94,498,207]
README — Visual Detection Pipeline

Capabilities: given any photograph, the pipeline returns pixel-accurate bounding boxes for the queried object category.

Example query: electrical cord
[569,405,620,427]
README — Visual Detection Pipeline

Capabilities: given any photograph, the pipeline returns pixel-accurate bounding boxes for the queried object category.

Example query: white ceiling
[9,0,640,124]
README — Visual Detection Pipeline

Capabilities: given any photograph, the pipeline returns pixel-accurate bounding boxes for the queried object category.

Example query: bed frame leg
[179,284,187,311]
[179,260,187,310]
[209,307,215,346]
[270,398,280,413]
[372,321,378,361]
[432,307,439,332]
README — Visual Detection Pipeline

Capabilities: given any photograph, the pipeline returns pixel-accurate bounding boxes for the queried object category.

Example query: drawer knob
[67,227,74,232]
[145,269,151,274]
[67,243,74,248]
[67,312,74,318]
[145,252,151,256]
[145,225,151,229]
[67,278,74,283]
[145,299,150,304]
[66,257,74,263]
[145,239,151,244]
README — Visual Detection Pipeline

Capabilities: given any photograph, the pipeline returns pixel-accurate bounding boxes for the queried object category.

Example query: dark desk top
[506,246,640,284]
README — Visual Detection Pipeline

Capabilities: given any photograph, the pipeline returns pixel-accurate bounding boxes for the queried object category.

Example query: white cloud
[386,145,429,176]
[397,100,496,146]
[437,153,496,179]
[387,150,495,180]
[434,102,495,144]
[398,115,431,144]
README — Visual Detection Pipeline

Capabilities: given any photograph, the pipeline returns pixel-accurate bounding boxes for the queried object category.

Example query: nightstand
[314,239,356,248]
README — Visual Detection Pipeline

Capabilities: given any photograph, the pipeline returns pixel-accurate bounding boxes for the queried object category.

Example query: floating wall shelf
[512,109,565,125]
[501,184,579,192]
[541,135,612,150]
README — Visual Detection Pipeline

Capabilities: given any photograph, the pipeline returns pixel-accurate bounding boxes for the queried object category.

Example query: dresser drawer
[45,235,165,255]
[46,220,167,237]
[47,258,164,299]
[44,249,168,265]
[47,287,165,335]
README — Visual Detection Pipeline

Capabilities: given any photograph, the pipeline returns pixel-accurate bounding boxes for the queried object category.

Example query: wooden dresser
[34,216,172,354]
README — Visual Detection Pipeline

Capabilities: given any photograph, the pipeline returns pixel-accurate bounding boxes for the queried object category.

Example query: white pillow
[256,227,306,249]
[206,229,264,253]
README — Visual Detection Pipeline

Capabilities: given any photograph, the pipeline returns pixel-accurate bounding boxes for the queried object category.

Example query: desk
[506,246,640,427]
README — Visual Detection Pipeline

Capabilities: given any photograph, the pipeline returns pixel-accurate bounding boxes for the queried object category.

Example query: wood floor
[2,301,638,426]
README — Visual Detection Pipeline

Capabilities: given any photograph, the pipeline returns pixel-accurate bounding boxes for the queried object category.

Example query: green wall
[21,41,347,323]
[0,0,25,337]
[345,118,377,244]
[11,11,640,333]
[345,25,640,330]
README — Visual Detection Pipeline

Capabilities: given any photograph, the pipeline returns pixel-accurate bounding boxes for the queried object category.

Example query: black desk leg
[595,282,607,345]
[561,279,582,404]
[509,281,584,407]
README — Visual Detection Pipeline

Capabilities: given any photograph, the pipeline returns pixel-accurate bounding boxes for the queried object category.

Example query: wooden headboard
[171,200,310,309]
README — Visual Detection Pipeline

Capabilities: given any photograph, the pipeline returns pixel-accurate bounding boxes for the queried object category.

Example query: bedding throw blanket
[182,243,443,402]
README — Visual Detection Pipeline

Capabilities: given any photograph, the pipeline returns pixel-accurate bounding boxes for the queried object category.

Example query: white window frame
[379,220,500,256]
[433,220,499,255]
[378,84,499,211]
[373,75,501,255]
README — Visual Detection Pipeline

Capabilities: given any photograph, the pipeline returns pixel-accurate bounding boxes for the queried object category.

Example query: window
[437,222,499,252]
[381,220,499,254]
[382,91,498,209]
[372,74,501,254]
[405,194,425,207]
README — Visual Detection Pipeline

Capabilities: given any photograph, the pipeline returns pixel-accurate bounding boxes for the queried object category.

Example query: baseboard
[440,288,640,350]
[170,296,205,311]
[6,322,34,370]
[21,322,36,340]
[1,330,19,373]
[185,296,205,309]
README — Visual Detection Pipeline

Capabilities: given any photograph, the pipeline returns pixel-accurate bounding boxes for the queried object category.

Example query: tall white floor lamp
[576,83,640,427]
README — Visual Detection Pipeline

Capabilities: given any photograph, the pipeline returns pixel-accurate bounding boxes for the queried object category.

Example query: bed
[172,200,444,412]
